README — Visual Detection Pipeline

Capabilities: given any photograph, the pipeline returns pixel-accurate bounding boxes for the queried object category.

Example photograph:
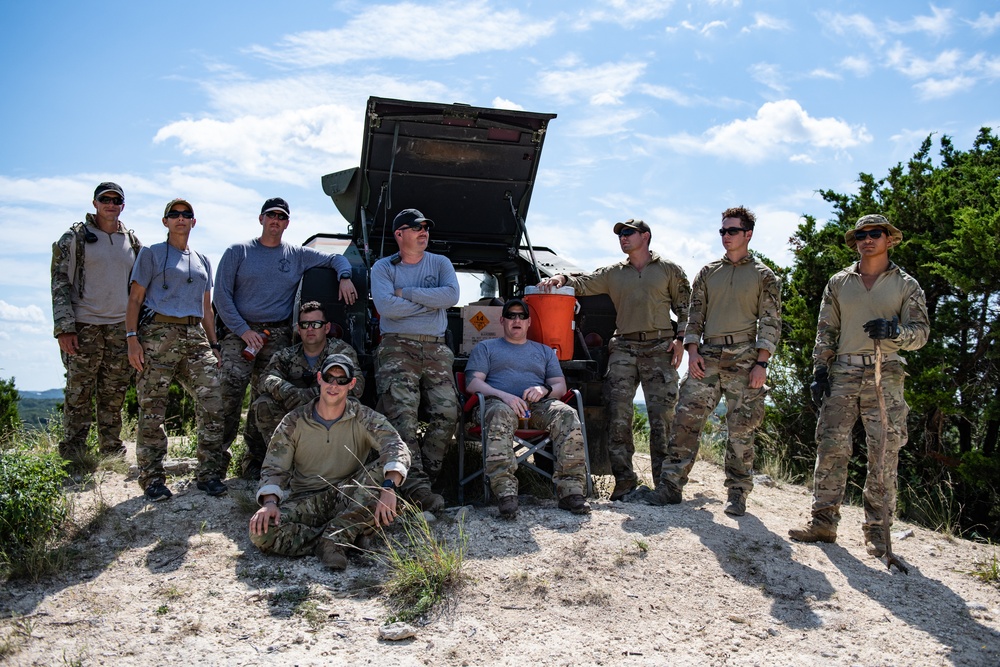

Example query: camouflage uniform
[476,397,587,499]
[566,252,690,487]
[250,398,410,555]
[659,255,782,498]
[375,335,459,491]
[219,324,292,475]
[250,337,363,448]
[51,213,140,462]
[135,322,227,488]
[809,261,929,532]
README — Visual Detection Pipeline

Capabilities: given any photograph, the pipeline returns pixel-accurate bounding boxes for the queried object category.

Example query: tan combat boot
[788,520,837,544]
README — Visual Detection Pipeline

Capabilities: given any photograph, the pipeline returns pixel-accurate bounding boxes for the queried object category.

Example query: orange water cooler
[523,286,577,361]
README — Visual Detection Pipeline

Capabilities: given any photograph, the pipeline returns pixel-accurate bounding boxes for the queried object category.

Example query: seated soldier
[248,301,363,470]
[249,354,409,570]
[465,298,590,519]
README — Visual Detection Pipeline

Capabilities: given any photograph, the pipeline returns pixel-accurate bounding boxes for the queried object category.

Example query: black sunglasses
[854,229,885,240]
[265,211,289,220]
[166,210,194,219]
[322,373,353,385]
[298,320,327,329]
[617,228,638,237]
[503,312,529,320]
[402,223,431,232]
[719,227,746,236]
[97,195,124,205]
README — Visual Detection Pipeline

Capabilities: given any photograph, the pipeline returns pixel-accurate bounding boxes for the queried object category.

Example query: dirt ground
[2,450,999,667]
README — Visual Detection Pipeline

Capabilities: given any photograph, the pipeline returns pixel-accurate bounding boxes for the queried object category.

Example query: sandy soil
[2,451,999,667]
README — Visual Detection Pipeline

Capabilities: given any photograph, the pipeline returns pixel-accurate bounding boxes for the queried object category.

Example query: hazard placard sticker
[469,311,491,331]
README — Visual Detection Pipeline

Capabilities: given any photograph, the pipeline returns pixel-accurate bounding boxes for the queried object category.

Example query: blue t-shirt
[465,337,562,397]
[130,242,212,318]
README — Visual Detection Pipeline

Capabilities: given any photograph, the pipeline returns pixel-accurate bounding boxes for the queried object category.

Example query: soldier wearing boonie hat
[790,213,929,559]
[50,182,141,472]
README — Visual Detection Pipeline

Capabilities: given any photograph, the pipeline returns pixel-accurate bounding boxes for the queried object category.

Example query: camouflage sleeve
[682,264,711,346]
[670,264,691,339]
[256,408,302,502]
[755,263,782,354]
[813,277,841,372]
[51,230,77,337]
[358,405,411,479]
[259,348,297,403]
[897,278,929,352]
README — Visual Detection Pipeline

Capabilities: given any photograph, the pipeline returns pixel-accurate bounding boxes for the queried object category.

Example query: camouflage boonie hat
[845,214,903,250]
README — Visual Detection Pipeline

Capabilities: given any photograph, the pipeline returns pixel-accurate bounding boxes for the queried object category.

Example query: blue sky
[1,0,998,391]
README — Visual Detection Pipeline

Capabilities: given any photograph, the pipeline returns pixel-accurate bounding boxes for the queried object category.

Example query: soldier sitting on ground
[249,354,410,570]
[248,300,363,465]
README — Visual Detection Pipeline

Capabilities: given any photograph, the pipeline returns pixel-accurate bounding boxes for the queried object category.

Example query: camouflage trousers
[375,335,459,494]
[219,325,292,474]
[475,397,587,499]
[604,336,679,485]
[249,461,384,555]
[249,390,315,454]
[811,360,909,530]
[659,342,766,496]
[59,322,132,462]
[135,323,226,488]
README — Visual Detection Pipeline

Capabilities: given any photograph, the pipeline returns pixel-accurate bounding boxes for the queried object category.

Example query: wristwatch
[339,272,352,280]
[126,331,137,338]
[381,479,397,491]
[210,342,222,351]
[754,360,769,370]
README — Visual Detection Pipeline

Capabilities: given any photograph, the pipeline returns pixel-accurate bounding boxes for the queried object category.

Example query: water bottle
[242,329,270,361]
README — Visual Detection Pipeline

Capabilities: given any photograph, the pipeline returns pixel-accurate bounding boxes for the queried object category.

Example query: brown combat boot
[788,520,838,544]
[315,538,348,570]
[408,486,446,513]
[558,494,592,515]
[497,495,518,519]
[609,477,638,501]
[724,491,747,517]
[863,524,887,557]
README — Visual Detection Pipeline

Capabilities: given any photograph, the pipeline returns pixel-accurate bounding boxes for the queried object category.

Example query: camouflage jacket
[258,338,364,408]
[51,213,142,336]
[256,397,410,502]
[684,254,782,354]
[814,261,929,371]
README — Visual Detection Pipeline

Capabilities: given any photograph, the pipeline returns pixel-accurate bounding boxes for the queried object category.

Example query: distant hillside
[17,391,62,428]
[19,389,64,400]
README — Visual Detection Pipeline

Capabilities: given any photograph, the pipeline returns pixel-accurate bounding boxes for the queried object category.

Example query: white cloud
[570,109,645,138]
[492,97,524,111]
[249,1,554,67]
[749,62,787,93]
[886,5,953,38]
[537,61,646,106]
[819,12,883,45]
[0,301,45,323]
[675,19,727,36]
[575,0,675,29]
[969,11,1000,34]
[914,75,977,99]
[658,99,872,163]
[885,44,964,79]
[809,68,842,81]
[741,12,791,34]
[636,83,695,106]
[839,56,873,77]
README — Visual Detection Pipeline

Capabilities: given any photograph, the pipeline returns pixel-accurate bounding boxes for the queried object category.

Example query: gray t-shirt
[130,242,212,318]
[465,337,562,397]
[73,227,137,325]
[214,240,350,336]
[370,252,459,337]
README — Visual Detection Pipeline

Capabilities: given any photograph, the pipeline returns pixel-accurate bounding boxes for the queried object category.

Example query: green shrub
[0,442,69,571]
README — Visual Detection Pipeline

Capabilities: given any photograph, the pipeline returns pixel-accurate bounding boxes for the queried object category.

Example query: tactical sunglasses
[853,229,886,240]
[617,228,638,237]
[298,320,327,329]
[166,210,194,219]
[719,227,746,236]
[322,373,353,385]
[97,195,124,205]
[401,223,431,232]
[503,312,530,320]
[264,211,289,220]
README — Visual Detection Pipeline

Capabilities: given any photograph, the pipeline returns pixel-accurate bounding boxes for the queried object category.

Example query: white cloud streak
[537,61,646,106]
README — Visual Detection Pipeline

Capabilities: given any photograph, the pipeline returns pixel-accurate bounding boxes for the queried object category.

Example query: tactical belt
[703,332,755,346]
[153,313,201,325]
[383,333,446,344]
[619,330,674,342]
[247,320,290,329]
[837,352,902,367]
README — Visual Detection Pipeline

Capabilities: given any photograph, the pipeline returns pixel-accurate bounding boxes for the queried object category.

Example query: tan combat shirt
[566,252,690,337]
[683,255,782,354]
[814,261,929,370]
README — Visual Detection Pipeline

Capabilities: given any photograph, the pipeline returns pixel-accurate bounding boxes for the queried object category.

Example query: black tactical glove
[810,367,831,407]
[863,316,899,340]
